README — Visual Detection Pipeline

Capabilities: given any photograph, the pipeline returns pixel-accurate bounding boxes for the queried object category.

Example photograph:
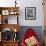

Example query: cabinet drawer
[2,41,18,46]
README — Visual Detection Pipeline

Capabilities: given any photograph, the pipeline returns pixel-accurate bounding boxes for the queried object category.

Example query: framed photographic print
[2,10,9,15]
[25,7,36,20]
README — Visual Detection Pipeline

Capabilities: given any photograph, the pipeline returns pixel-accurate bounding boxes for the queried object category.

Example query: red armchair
[21,28,41,46]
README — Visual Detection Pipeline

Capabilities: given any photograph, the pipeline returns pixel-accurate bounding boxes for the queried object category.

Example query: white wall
[0,0,44,26]
[18,0,44,26]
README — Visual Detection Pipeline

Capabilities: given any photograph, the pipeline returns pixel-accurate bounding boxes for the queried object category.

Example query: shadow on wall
[18,26,44,44]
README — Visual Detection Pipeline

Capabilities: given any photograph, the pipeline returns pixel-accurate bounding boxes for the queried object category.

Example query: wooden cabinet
[0,7,19,24]
[0,7,20,46]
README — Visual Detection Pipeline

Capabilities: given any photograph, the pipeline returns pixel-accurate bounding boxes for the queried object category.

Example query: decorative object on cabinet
[0,7,20,46]
[25,7,36,20]
[5,18,8,24]
[15,0,17,7]
[2,16,8,24]
[9,9,18,15]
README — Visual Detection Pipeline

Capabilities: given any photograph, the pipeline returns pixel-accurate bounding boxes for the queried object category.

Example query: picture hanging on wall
[25,7,36,20]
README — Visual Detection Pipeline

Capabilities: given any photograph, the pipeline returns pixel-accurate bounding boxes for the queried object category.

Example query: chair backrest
[21,28,41,46]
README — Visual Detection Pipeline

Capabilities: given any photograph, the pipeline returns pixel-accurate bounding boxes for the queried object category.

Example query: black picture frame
[25,7,36,20]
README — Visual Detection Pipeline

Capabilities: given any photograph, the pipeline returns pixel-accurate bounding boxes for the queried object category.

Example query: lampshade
[13,28,17,32]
